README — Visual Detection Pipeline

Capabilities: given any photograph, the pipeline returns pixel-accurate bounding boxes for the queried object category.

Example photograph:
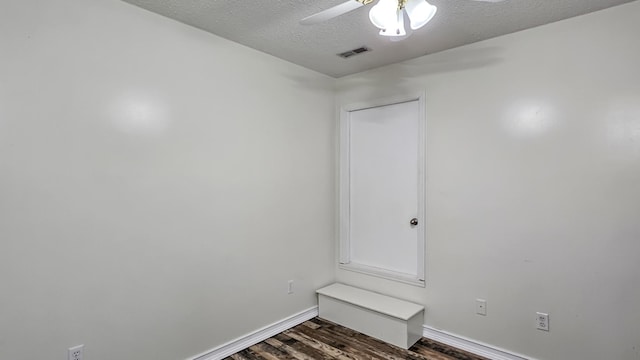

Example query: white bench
[316,283,424,349]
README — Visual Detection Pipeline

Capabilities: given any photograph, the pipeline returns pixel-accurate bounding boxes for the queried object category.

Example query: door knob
[410,218,418,226]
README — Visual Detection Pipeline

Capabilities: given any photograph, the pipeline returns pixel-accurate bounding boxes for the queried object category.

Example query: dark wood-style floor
[225,317,489,360]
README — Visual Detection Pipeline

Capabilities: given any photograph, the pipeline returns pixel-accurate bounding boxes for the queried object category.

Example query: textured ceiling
[121,0,636,77]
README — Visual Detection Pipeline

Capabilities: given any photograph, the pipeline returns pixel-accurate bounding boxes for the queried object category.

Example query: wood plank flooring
[225,317,489,360]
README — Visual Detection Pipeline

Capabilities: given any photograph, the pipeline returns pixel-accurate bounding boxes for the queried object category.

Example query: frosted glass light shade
[369,0,398,30]
[379,10,406,37]
[405,0,437,30]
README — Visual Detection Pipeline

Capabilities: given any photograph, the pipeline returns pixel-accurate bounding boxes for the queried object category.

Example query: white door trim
[338,92,426,286]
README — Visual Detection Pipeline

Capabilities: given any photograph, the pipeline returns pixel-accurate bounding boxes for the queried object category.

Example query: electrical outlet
[68,345,84,360]
[287,280,294,294]
[476,299,487,316]
[536,312,549,331]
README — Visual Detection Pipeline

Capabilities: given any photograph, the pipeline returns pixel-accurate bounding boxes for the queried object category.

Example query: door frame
[338,92,426,286]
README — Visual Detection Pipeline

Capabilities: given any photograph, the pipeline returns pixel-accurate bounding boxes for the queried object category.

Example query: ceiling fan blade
[300,0,364,25]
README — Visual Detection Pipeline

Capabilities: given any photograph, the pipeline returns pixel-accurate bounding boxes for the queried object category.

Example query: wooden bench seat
[316,283,425,349]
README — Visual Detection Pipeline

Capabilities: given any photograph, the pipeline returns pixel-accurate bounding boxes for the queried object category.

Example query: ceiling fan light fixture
[369,0,398,29]
[379,10,406,37]
[405,0,437,30]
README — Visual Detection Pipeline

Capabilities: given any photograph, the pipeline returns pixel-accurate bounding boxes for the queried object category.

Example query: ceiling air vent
[337,46,371,59]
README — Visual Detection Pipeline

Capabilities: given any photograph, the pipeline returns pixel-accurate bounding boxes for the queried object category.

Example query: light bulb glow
[379,10,406,37]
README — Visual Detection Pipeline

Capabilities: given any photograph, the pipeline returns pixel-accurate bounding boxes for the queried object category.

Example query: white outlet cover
[475,299,487,316]
[536,312,550,331]
[68,344,84,360]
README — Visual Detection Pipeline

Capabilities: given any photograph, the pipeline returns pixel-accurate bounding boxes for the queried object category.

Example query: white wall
[335,2,640,360]
[3,1,640,359]
[0,1,335,359]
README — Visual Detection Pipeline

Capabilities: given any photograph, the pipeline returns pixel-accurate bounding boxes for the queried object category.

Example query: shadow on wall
[333,46,504,99]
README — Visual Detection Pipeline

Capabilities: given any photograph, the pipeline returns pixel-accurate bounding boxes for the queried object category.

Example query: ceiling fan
[301,0,505,39]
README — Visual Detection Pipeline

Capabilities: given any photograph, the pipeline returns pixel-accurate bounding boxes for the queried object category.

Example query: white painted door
[340,97,425,284]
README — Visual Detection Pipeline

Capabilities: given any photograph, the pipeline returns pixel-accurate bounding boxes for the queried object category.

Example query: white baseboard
[188,306,319,360]
[185,306,533,360]
[422,325,532,360]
